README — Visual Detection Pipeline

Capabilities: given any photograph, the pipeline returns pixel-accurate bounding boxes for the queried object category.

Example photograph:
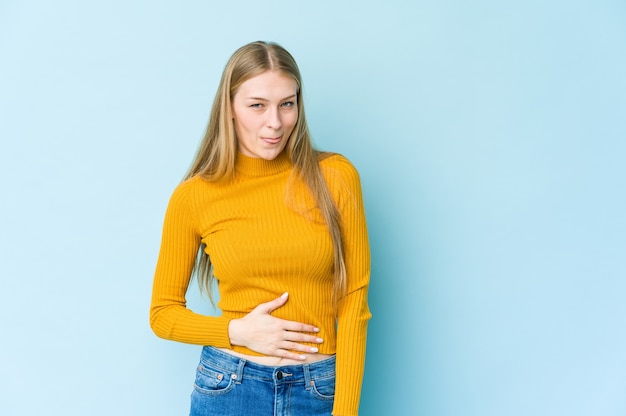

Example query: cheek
[234,113,255,133]
[285,112,298,130]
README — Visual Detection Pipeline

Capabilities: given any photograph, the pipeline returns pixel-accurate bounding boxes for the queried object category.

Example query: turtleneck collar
[235,150,292,177]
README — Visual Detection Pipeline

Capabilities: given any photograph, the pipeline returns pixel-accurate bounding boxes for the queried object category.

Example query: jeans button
[277,371,283,380]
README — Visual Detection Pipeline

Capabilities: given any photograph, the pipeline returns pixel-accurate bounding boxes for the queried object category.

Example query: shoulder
[319,152,361,183]
[166,175,213,211]
[170,175,205,199]
[318,153,364,205]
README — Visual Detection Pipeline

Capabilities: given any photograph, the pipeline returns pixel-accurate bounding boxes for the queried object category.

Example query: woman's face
[231,70,298,160]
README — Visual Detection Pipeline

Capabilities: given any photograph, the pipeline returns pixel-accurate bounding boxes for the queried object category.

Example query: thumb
[256,292,289,314]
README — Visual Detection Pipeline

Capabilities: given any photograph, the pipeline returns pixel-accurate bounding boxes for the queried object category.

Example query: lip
[261,136,282,145]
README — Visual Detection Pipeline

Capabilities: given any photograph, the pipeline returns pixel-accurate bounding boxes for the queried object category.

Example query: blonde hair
[186,41,346,303]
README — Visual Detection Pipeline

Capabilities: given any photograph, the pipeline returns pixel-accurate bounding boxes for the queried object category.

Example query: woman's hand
[228,292,324,360]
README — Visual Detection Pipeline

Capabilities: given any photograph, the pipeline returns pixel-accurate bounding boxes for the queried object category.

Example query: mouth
[261,136,282,145]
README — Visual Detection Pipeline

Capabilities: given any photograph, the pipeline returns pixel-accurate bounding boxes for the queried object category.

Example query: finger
[255,292,289,314]
[274,343,319,360]
[283,331,324,345]
[274,349,309,361]
[282,340,322,354]
[281,319,320,334]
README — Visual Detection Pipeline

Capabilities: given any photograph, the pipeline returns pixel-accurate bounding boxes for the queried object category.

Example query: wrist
[228,318,244,347]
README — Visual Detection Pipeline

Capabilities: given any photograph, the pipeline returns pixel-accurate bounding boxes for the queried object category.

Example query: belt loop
[303,364,312,391]
[233,359,246,385]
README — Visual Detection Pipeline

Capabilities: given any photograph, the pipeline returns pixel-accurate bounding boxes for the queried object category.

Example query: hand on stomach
[226,292,331,365]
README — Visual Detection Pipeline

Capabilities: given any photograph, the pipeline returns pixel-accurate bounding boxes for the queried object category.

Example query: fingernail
[316,338,323,343]
[310,347,318,353]
[281,292,288,299]
[299,355,306,360]
[313,327,320,332]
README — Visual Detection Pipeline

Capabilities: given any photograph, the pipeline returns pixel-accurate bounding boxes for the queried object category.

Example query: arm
[149,182,232,346]
[326,157,372,416]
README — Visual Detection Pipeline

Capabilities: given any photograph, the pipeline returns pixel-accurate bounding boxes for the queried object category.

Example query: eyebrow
[245,94,297,102]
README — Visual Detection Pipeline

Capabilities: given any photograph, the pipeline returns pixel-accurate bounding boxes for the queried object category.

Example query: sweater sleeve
[325,156,372,416]
[149,181,233,347]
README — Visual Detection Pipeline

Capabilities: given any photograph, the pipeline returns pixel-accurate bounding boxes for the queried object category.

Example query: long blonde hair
[186,41,346,303]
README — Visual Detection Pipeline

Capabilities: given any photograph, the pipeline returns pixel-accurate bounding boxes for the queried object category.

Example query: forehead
[235,71,297,98]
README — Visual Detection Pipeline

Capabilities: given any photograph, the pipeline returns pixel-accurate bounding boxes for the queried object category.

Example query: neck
[235,151,292,177]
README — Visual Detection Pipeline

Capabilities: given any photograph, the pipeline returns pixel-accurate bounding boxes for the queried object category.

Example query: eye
[281,101,295,108]
[249,103,264,109]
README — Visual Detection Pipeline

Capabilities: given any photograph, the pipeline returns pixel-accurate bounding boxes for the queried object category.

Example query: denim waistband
[200,346,336,385]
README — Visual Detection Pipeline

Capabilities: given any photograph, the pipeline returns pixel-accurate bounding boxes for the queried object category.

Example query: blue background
[1,1,625,415]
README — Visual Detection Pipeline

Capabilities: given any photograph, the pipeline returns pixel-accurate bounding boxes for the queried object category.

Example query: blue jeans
[190,346,336,416]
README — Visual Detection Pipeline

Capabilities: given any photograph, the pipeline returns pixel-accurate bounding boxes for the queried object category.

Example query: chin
[258,148,286,160]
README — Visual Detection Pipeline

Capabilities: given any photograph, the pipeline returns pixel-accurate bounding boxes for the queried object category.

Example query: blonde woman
[150,41,371,416]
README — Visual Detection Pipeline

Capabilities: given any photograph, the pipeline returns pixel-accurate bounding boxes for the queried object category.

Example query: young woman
[150,41,371,416]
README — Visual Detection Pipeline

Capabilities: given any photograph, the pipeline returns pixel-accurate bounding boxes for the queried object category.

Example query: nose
[266,107,282,130]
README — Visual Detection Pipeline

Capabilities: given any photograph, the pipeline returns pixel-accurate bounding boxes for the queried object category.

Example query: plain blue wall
[1,1,625,415]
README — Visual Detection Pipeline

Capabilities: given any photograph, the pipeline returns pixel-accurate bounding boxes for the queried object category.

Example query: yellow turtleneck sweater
[150,151,371,416]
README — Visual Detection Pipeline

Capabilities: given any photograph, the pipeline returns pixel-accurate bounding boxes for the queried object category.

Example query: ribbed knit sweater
[150,151,371,416]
